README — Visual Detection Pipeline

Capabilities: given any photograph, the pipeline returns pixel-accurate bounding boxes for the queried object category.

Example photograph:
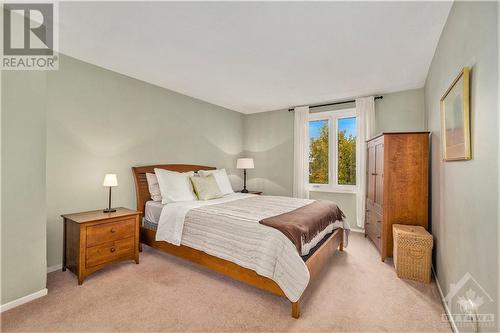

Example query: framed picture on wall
[440,66,471,161]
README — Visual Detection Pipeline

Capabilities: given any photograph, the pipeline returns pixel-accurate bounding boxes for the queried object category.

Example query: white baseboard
[433,267,459,333]
[47,264,62,273]
[0,288,47,313]
[350,228,364,234]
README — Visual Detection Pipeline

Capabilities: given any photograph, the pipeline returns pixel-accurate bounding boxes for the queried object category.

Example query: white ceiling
[58,1,452,114]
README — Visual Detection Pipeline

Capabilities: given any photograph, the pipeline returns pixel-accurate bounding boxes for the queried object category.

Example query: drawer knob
[377,220,381,223]
[110,247,116,253]
[110,228,116,233]
[377,236,381,239]
[365,222,370,225]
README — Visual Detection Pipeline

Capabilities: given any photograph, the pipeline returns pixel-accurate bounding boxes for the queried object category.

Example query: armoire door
[366,144,376,206]
[374,141,384,213]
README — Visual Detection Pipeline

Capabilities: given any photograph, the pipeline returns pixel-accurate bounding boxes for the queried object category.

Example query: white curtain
[355,96,375,228]
[293,106,310,199]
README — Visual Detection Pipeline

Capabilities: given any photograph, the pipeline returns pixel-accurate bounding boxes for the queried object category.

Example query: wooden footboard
[292,228,343,318]
[141,227,285,297]
[306,228,343,281]
[141,226,343,319]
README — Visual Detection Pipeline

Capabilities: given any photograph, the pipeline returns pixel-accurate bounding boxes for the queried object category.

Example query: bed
[132,164,345,318]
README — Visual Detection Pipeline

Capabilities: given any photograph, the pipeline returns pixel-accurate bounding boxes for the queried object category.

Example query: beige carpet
[1,233,451,332]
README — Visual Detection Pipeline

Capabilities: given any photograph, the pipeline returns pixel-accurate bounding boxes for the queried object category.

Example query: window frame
[307,108,358,194]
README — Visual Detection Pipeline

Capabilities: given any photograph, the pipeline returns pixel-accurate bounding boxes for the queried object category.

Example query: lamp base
[240,189,249,193]
[103,208,117,213]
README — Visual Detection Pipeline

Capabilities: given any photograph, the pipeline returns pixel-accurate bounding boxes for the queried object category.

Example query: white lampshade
[102,174,118,187]
[237,158,254,169]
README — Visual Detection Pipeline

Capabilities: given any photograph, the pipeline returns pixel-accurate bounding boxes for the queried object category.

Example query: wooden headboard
[131,164,216,216]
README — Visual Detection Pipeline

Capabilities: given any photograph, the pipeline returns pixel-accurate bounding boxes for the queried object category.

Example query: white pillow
[154,168,197,204]
[198,168,234,195]
[145,173,162,202]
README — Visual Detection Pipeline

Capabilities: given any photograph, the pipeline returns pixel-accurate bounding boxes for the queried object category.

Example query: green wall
[45,55,244,267]
[375,88,425,134]
[1,10,48,306]
[242,109,294,196]
[243,88,425,231]
[1,70,48,304]
[424,2,499,329]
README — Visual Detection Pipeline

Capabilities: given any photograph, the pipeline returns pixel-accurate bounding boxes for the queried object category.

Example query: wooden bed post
[291,301,300,319]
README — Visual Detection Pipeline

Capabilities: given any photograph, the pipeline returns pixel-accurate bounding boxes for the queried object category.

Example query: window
[337,117,357,185]
[309,119,329,184]
[308,108,358,193]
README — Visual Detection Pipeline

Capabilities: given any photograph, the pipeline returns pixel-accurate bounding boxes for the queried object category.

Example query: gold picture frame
[440,67,471,161]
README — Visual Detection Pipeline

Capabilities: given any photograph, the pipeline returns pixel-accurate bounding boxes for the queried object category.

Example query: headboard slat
[132,164,216,216]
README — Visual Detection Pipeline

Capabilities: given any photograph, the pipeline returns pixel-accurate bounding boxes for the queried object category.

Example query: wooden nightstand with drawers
[61,207,141,285]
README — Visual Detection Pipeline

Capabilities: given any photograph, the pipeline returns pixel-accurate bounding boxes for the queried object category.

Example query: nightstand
[61,207,141,285]
[237,191,263,195]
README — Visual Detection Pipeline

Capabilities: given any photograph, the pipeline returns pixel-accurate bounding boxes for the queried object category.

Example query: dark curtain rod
[288,95,383,112]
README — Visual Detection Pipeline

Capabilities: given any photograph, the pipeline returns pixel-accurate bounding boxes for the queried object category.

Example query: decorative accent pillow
[190,175,223,201]
[154,168,197,204]
[198,168,234,195]
[146,173,162,202]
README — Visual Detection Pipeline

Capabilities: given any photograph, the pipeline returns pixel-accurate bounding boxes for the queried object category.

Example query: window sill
[308,186,357,194]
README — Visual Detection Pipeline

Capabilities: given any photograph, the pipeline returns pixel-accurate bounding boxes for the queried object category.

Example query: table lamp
[103,174,118,213]
[236,158,254,193]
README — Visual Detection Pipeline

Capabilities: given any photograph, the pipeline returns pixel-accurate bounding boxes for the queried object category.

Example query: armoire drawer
[365,210,382,230]
[372,212,383,228]
[365,220,381,251]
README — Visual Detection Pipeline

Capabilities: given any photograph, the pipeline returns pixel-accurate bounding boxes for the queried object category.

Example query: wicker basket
[393,224,433,283]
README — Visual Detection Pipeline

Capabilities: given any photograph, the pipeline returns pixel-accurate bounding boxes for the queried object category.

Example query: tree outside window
[337,117,356,185]
[308,112,357,190]
[309,120,329,184]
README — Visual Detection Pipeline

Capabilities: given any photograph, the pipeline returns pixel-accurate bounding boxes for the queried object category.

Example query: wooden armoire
[364,132,430,261]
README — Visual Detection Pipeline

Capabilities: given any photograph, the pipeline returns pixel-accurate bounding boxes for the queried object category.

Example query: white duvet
[155,193,349,302]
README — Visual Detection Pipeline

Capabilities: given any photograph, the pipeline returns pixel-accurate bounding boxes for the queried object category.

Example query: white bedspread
[155,193,349,302]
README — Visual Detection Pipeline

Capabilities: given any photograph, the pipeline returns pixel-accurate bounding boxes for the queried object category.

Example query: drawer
[373,212,383,229]
[365,212,382,231]
[86,237,135,268]
[366,220,381,238]
[365,220,382,251]
[86,218,135,247]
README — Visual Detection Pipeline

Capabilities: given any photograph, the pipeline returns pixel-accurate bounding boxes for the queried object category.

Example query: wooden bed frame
[132,164,343,318]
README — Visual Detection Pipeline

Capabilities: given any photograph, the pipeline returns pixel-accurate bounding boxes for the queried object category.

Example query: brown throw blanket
[259,200,345,253]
